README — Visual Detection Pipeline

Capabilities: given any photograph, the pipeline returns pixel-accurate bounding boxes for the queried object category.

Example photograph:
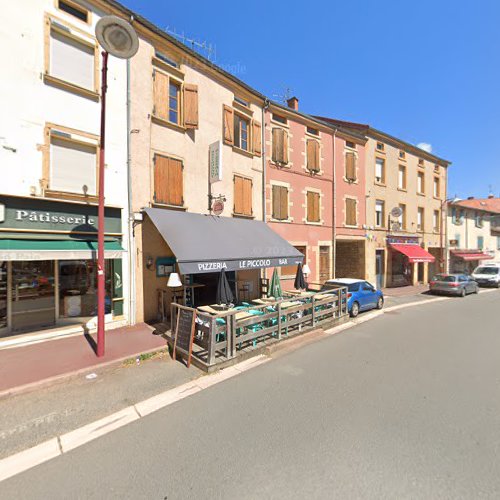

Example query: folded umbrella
[294,263,307,290]
[268,268,283,299]
[216,269,234,305]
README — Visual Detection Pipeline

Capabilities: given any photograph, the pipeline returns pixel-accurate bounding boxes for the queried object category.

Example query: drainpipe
[262,98,270,222]
[126,58,136,325]
[332,127,337,278]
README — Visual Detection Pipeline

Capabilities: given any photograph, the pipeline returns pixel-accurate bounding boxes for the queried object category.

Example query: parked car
[429,274,479,296]
[471,264,500,288]
[322,278,384,317]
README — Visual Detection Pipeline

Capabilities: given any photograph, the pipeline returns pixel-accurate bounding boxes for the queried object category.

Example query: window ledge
[44,189,98,203]
[152,203,187,211]
[417,192,426,197]
[343,177,358,184]
[374,181,386,187]
[433,196,441,201]
[232,213,254,219]
[270,160,291,169]
[232,146,254,159]
[305,220,323,226]
[151,115,186,132]
[397,187,407,192]
[269,218,293,223]
[344,224,359,229]
[43,74,99,101]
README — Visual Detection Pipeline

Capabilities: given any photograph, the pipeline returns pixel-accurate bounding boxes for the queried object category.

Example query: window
[223,105,261,156]
[306,139,320,173]
[234,96,249,107]
[153,155,183,206]
[398,204,407,230]
[376,142,385,152]
[418,158,424,167]
[398,165,407,190]
[234,114,249,151]
[271,185,288,220]
[272,114,287,125]
[154,51,179,68]
[375,200,385,228]
[345,152,357,181]
[168,80,181,124]
[475,211,484,228]
[345,198,357,226]
[307,127,319,136]
[433,210,440,232]
[417,207,425,231]
[417,172,425,194]
[45,16,97,94]
[346,141,356,149]
[45,125,99,199]
[153,70,199,129]
[306,191,320,223]
[57,0,89,23]
[375,158,385,183]
[433,177,440,198]
[281,246,305,276]
[272,128,289,164]
[233,175,252,216]
[399,150,406,160]
[477,236,484,250]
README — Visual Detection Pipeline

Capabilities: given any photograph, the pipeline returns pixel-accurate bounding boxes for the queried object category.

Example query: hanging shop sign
[209,140,222,183]
[212,199,224,215]
[0,195,122,236]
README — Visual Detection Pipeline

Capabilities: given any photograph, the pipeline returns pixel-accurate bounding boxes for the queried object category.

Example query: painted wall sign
[209,140,222,183]
[178,256,304,275]
[0,195,122,236]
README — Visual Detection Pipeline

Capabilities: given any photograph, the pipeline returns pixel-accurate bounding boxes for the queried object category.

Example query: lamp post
[94,16,138,357]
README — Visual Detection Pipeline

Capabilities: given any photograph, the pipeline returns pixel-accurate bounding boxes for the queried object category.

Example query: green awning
[0,239,123,261]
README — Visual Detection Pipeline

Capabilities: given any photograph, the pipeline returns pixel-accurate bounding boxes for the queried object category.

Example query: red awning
[451,251,491,261]
[390,243,436,263]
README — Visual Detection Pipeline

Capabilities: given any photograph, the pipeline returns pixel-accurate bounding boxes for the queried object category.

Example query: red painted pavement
[0,324,167,393]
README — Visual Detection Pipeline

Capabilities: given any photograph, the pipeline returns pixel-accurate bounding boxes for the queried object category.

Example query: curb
[0,345,169,401]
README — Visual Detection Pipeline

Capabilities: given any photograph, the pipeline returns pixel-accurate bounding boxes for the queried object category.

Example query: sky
[123,0,500,199]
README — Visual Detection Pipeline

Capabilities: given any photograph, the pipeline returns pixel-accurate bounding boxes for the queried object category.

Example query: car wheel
[376,297,384,310]
[460,288,466,297]
[474,286,479,294]
[350,302,360,318]
[496,282,500,289]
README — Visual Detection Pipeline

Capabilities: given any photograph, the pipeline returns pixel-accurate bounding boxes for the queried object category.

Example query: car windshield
[433,275,457,282]
[474,267,499,275]
[324,282,360,292]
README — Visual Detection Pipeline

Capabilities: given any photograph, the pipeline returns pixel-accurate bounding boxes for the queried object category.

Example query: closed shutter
[234,176,252,216]
[252,121,262,156]
[319,246,330,282]
[183,84,198,129]
[154,155,183,206]
[307,140,320,172]
[153,70,169,121]
[243,178,252,215]
[346,152,356,181]
[307,192,320,222]
[272,185,288,220]
[346,198,357,226]
[272,128,288,164]
[223,105,234,145]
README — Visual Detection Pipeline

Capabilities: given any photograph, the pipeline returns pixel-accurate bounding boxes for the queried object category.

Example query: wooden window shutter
[346,198,357,226]
[243,177,252,215]
[280,186,288,220]
[307,140,320,172]
[153,70,169,121]
[307,192,320,222]
[282,129,289,164]
[272,128,288,164]
[153,154,169,204]
[183,84,198,129]
[272,185,280,219]
[167,158,183,206]
[346,152,356,181]
[223,105,234,145]
[234,175,243,214]
[252,121,262,157]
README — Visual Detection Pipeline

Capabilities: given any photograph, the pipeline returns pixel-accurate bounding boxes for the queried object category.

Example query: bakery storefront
[0,195,124,338]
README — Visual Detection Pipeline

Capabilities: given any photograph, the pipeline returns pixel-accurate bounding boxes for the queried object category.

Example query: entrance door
[375,250,384,289]
[11,261,55,332]
[0,262,7,332]
[319,246,330,283]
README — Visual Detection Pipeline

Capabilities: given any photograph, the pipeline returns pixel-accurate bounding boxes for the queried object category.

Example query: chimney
[467,196,474,200]
[286,96,299,111]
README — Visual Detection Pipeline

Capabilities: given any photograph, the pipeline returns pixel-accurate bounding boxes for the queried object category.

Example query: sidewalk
[0,323,167,396]
[382,284,438,309]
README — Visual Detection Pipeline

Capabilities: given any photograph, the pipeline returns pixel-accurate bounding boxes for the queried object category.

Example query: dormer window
[57,0,89,23]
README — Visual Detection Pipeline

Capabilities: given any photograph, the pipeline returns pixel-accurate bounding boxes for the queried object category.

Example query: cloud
[417,142,432,153]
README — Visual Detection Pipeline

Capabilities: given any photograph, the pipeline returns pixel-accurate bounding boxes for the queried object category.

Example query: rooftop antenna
[272,86,293,105]
[164,26,217,62]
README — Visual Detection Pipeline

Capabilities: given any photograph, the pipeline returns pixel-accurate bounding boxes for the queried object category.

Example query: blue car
[322,279,384,317]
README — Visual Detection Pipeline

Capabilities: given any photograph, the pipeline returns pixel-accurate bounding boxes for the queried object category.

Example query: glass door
[0,262,7,331]
[11,261,55,332]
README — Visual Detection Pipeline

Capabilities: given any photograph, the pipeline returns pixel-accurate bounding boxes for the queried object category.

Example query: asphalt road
[1,290,500,499]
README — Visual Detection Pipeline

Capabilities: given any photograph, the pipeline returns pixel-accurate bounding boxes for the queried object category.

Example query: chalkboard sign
[173,306,197,367]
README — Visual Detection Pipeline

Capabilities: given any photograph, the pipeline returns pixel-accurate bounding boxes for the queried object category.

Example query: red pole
[97,50,108,357]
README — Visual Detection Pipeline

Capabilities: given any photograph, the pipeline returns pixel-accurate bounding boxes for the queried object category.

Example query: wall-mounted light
[167,273,182,287]
[145,256,154,270]
[302,264,311,276]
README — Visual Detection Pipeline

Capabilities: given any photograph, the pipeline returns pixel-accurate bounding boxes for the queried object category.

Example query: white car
[471,264,500,288]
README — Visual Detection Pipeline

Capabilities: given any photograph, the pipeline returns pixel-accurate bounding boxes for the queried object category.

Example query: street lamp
[440,197,460,273]
[94,16,138,357]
